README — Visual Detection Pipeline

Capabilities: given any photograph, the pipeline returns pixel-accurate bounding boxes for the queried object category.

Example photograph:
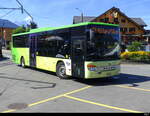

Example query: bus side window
[13,35,28,48]
[37,33,57,57]
[56,31,71,58]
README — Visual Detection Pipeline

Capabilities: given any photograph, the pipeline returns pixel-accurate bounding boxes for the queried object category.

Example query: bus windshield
[86,25,120,61]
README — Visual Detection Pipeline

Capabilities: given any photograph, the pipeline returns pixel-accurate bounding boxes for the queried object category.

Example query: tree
[127,41,143,52]
[12,21,38,35]
[12,25,27,34]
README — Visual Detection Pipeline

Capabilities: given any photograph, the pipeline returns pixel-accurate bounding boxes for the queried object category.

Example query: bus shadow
[73,73,150,87]
[0,76,56,87]
[27,67,57,77]
[0,66,57,89]
[0,57,10,61]
[19,66,150,87]
[9,65,150,87]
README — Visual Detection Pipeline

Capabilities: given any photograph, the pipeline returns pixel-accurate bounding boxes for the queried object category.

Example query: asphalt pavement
[0,49,150,113]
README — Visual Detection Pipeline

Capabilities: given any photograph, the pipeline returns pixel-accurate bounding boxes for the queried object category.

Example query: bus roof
[12,22,119,37]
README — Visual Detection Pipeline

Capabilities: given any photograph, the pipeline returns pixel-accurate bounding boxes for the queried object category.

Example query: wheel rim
[59,65,66,77]
[21,59,25,67]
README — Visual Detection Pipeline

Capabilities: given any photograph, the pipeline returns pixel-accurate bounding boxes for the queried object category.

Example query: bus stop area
[0,51,150,113]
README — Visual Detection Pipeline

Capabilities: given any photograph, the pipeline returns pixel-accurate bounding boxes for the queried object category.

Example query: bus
[11,22,121,79]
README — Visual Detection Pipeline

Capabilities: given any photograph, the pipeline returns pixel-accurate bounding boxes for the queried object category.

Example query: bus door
[71,36,86,78]
[29,35,37,67]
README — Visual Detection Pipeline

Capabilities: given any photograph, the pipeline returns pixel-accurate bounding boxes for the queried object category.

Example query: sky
[0,0,150,29]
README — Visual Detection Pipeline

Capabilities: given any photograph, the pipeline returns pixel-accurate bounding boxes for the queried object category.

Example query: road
[0,50,150,113]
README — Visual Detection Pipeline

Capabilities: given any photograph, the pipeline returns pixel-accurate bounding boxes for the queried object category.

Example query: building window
[99,19,104,22]
[124,28,128,32]
[129,28,136,32]
[114,18,118,22]
[120,28,123,32]
[121,28,128,33]
[105,18,109,22]
[121,19,126,23]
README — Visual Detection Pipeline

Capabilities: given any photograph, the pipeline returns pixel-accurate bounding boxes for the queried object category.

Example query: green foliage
[12,21,38,34]
[127,41,143,52]
[121,51,150,62]
[12,25,27,34]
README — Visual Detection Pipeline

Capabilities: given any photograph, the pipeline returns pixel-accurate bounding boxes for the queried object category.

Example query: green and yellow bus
[11,22,121,79]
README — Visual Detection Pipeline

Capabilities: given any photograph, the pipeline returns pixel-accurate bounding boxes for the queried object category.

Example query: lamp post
[2,21,6,49]
[0,20,6,57]
[76,8,84,22]
[0,26,3,58]
[0,42,2,58]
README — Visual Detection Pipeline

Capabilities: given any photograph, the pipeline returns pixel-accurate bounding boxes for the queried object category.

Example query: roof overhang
[122,34,141,37]
[143,34,150,37]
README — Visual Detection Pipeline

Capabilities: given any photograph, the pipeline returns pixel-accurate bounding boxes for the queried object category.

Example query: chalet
[143,30,150,44]
[73,7,147,45]
[0,19,18,48]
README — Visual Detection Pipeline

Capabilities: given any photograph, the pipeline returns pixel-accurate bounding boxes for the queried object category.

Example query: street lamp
[76,8,84,22]
[0,22,4,58]
[2,21,6,49]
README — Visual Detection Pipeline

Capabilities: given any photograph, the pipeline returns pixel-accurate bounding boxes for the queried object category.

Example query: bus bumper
[84,60,121,79]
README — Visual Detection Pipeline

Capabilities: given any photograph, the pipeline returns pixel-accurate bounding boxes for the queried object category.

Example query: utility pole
[76,8,84,22]
[16,0,24,14]
[2,21,5,48]
[0,0,33,21]
[0,34,2,58]
[0,0,32,57]
[16,0,34,22]
[0,0,24,55]
[0,1,24,14]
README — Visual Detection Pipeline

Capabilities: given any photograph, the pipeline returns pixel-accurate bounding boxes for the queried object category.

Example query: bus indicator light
[87,65,97,71]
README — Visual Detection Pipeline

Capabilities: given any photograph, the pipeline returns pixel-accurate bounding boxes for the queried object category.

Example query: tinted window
[37,30,71,58]
[13,35,29,48]
[86,25,120,61]
[37,31,57,57]
[56,30,71,58]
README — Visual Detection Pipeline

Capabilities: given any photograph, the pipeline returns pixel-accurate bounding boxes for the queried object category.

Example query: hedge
[121,51,150,62]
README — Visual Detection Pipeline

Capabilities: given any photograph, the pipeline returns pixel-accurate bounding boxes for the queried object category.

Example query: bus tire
[20,57,26,68]
[56,62,69,79]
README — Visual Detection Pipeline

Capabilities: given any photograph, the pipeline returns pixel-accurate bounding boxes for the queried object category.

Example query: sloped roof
[0,19,19,29]
[73,7,147,29]
[131,18,147,26]
[145,30,150,34]
[73,16,95,24]
[73,16,147,27]
[96,7,147,30]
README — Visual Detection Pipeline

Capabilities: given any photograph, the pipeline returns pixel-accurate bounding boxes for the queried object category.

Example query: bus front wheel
[56,62,69,79]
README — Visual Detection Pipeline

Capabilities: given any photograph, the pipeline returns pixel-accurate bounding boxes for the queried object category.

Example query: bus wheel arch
[56,61,69,79]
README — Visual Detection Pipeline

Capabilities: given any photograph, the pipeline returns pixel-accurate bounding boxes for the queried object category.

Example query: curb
[121,61,150,65]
